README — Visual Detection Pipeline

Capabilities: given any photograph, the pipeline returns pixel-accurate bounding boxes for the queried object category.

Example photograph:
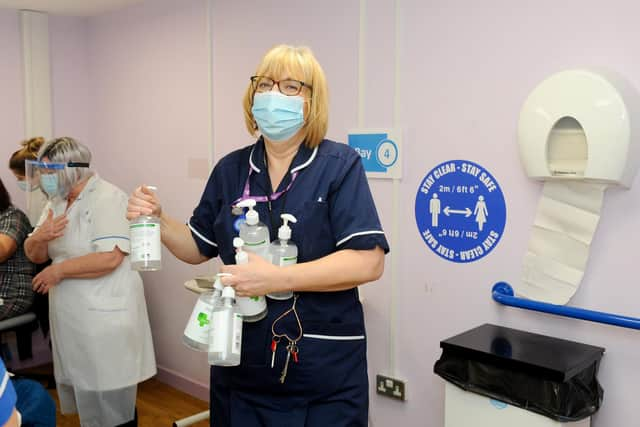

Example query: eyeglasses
[250,76,311,96]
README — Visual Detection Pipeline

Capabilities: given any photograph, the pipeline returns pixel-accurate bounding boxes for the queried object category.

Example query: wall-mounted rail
[492,282,640,330]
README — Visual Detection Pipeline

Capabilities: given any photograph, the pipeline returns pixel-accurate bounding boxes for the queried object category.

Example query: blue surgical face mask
[16,180,28,192]
[40,174,59,197]
[251,92,304,142]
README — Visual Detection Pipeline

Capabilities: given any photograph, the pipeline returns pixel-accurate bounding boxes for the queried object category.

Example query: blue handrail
[492,282,640,330]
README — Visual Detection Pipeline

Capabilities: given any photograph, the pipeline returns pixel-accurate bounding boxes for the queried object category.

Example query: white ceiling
[0,0,147,16]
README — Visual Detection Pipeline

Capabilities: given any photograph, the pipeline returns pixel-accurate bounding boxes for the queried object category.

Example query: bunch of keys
[269,294,302,384]
[270,336,299,383]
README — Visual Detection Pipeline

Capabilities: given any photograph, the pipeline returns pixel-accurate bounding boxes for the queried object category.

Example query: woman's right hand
[127,185,162,220]
[32,209,68,243]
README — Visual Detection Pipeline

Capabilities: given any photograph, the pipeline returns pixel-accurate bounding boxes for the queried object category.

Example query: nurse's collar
[249,139,318,174]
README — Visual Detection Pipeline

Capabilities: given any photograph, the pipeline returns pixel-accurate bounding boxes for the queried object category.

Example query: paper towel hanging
[517,69,640,304]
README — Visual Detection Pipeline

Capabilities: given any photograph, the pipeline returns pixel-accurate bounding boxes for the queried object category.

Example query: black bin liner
[434,324,605,422]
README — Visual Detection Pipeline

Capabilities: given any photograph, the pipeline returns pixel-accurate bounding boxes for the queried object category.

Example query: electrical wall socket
[376,374,407,401]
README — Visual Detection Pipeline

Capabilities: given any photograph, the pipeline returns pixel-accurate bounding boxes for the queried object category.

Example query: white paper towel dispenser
[517,70,640,304]
[518,69,640,188]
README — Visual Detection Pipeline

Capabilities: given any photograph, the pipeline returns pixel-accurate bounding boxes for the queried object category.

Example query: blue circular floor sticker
[415,160,506,263]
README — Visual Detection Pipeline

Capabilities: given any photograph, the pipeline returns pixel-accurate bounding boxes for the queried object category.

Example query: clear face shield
[25,160,90,216]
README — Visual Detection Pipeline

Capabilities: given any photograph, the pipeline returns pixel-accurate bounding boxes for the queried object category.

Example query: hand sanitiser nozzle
[267,213,298,300]
[236,198,259,226]
[278,213,297,240]
[234,237,249,264]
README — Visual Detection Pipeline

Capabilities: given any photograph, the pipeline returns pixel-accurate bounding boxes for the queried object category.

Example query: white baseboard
[155,365,209,402]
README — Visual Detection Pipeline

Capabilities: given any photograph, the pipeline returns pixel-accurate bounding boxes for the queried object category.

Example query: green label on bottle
[197,312,210,327]
[130,223,157,229]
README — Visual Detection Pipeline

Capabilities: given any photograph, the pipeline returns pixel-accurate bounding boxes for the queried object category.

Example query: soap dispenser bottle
[182,274,224,352]
[267,213,297,300]
[208,285,242,366]
[130,185,162,271]
[233,237,268,322]
[235,199,270,260]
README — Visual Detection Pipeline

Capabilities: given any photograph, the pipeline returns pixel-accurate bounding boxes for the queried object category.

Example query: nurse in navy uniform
[128,44,389,427]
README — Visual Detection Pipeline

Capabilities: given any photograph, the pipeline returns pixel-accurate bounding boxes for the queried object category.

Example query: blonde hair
[242,45,329,148]
[9,137,45,175]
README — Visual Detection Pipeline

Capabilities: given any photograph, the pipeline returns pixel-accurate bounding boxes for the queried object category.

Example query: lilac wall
[0,9,25,208]
[84,0,213,396]
[394,1,640,426]
[210,0,360,159]
[50,15,90,144]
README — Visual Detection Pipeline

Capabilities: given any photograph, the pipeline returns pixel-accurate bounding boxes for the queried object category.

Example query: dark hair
[0,177,11,212]
[9,137,45,176]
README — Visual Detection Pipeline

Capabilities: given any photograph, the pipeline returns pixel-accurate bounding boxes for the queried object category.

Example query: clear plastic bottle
[233,237,268,322]
[267,213,297,300]
[208,286,242,366]
[236,199,270,260]
[182,275,224,351]
[130,185,162,271]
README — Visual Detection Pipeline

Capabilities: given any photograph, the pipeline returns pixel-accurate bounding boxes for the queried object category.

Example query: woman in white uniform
[24,137,156,427]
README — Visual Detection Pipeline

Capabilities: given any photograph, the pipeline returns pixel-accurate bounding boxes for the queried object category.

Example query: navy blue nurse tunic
[188,137,389,427]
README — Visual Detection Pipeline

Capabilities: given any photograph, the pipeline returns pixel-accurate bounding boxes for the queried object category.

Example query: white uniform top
[40,174,156,393]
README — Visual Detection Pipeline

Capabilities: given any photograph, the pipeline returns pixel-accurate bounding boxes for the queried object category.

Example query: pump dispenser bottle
[267,213,297,300]
[233,237,268,322]
[130,185,162,271]
[208,285,242,366]
[182,274,225,351]
[235,199,270,259]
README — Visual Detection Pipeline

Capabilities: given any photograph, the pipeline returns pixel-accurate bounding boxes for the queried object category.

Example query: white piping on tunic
[249,146,261,173]
[188,222,217,247]
[336,230,386,247]
[249,145,318,174]
[291,146,318,173]
[303,334,365,341]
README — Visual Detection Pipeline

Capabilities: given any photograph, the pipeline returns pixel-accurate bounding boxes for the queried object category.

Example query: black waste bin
[434,324,605,423]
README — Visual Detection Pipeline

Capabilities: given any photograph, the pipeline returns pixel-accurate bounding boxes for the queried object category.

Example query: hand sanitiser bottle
[233,237,268,322]
[208,286,242,366]
[182,274,225,352]
[130,185,162,271]
[235,199,270,259]
[267,214,297,300]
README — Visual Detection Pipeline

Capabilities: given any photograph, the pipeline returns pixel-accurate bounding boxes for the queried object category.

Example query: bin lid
[440,323,605,382]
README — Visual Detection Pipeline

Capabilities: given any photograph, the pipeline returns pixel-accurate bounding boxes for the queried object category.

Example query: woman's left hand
[219,252,284,297]
[32,264,63,294]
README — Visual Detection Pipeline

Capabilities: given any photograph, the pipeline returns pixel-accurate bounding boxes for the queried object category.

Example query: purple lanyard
[233,167,299,205]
